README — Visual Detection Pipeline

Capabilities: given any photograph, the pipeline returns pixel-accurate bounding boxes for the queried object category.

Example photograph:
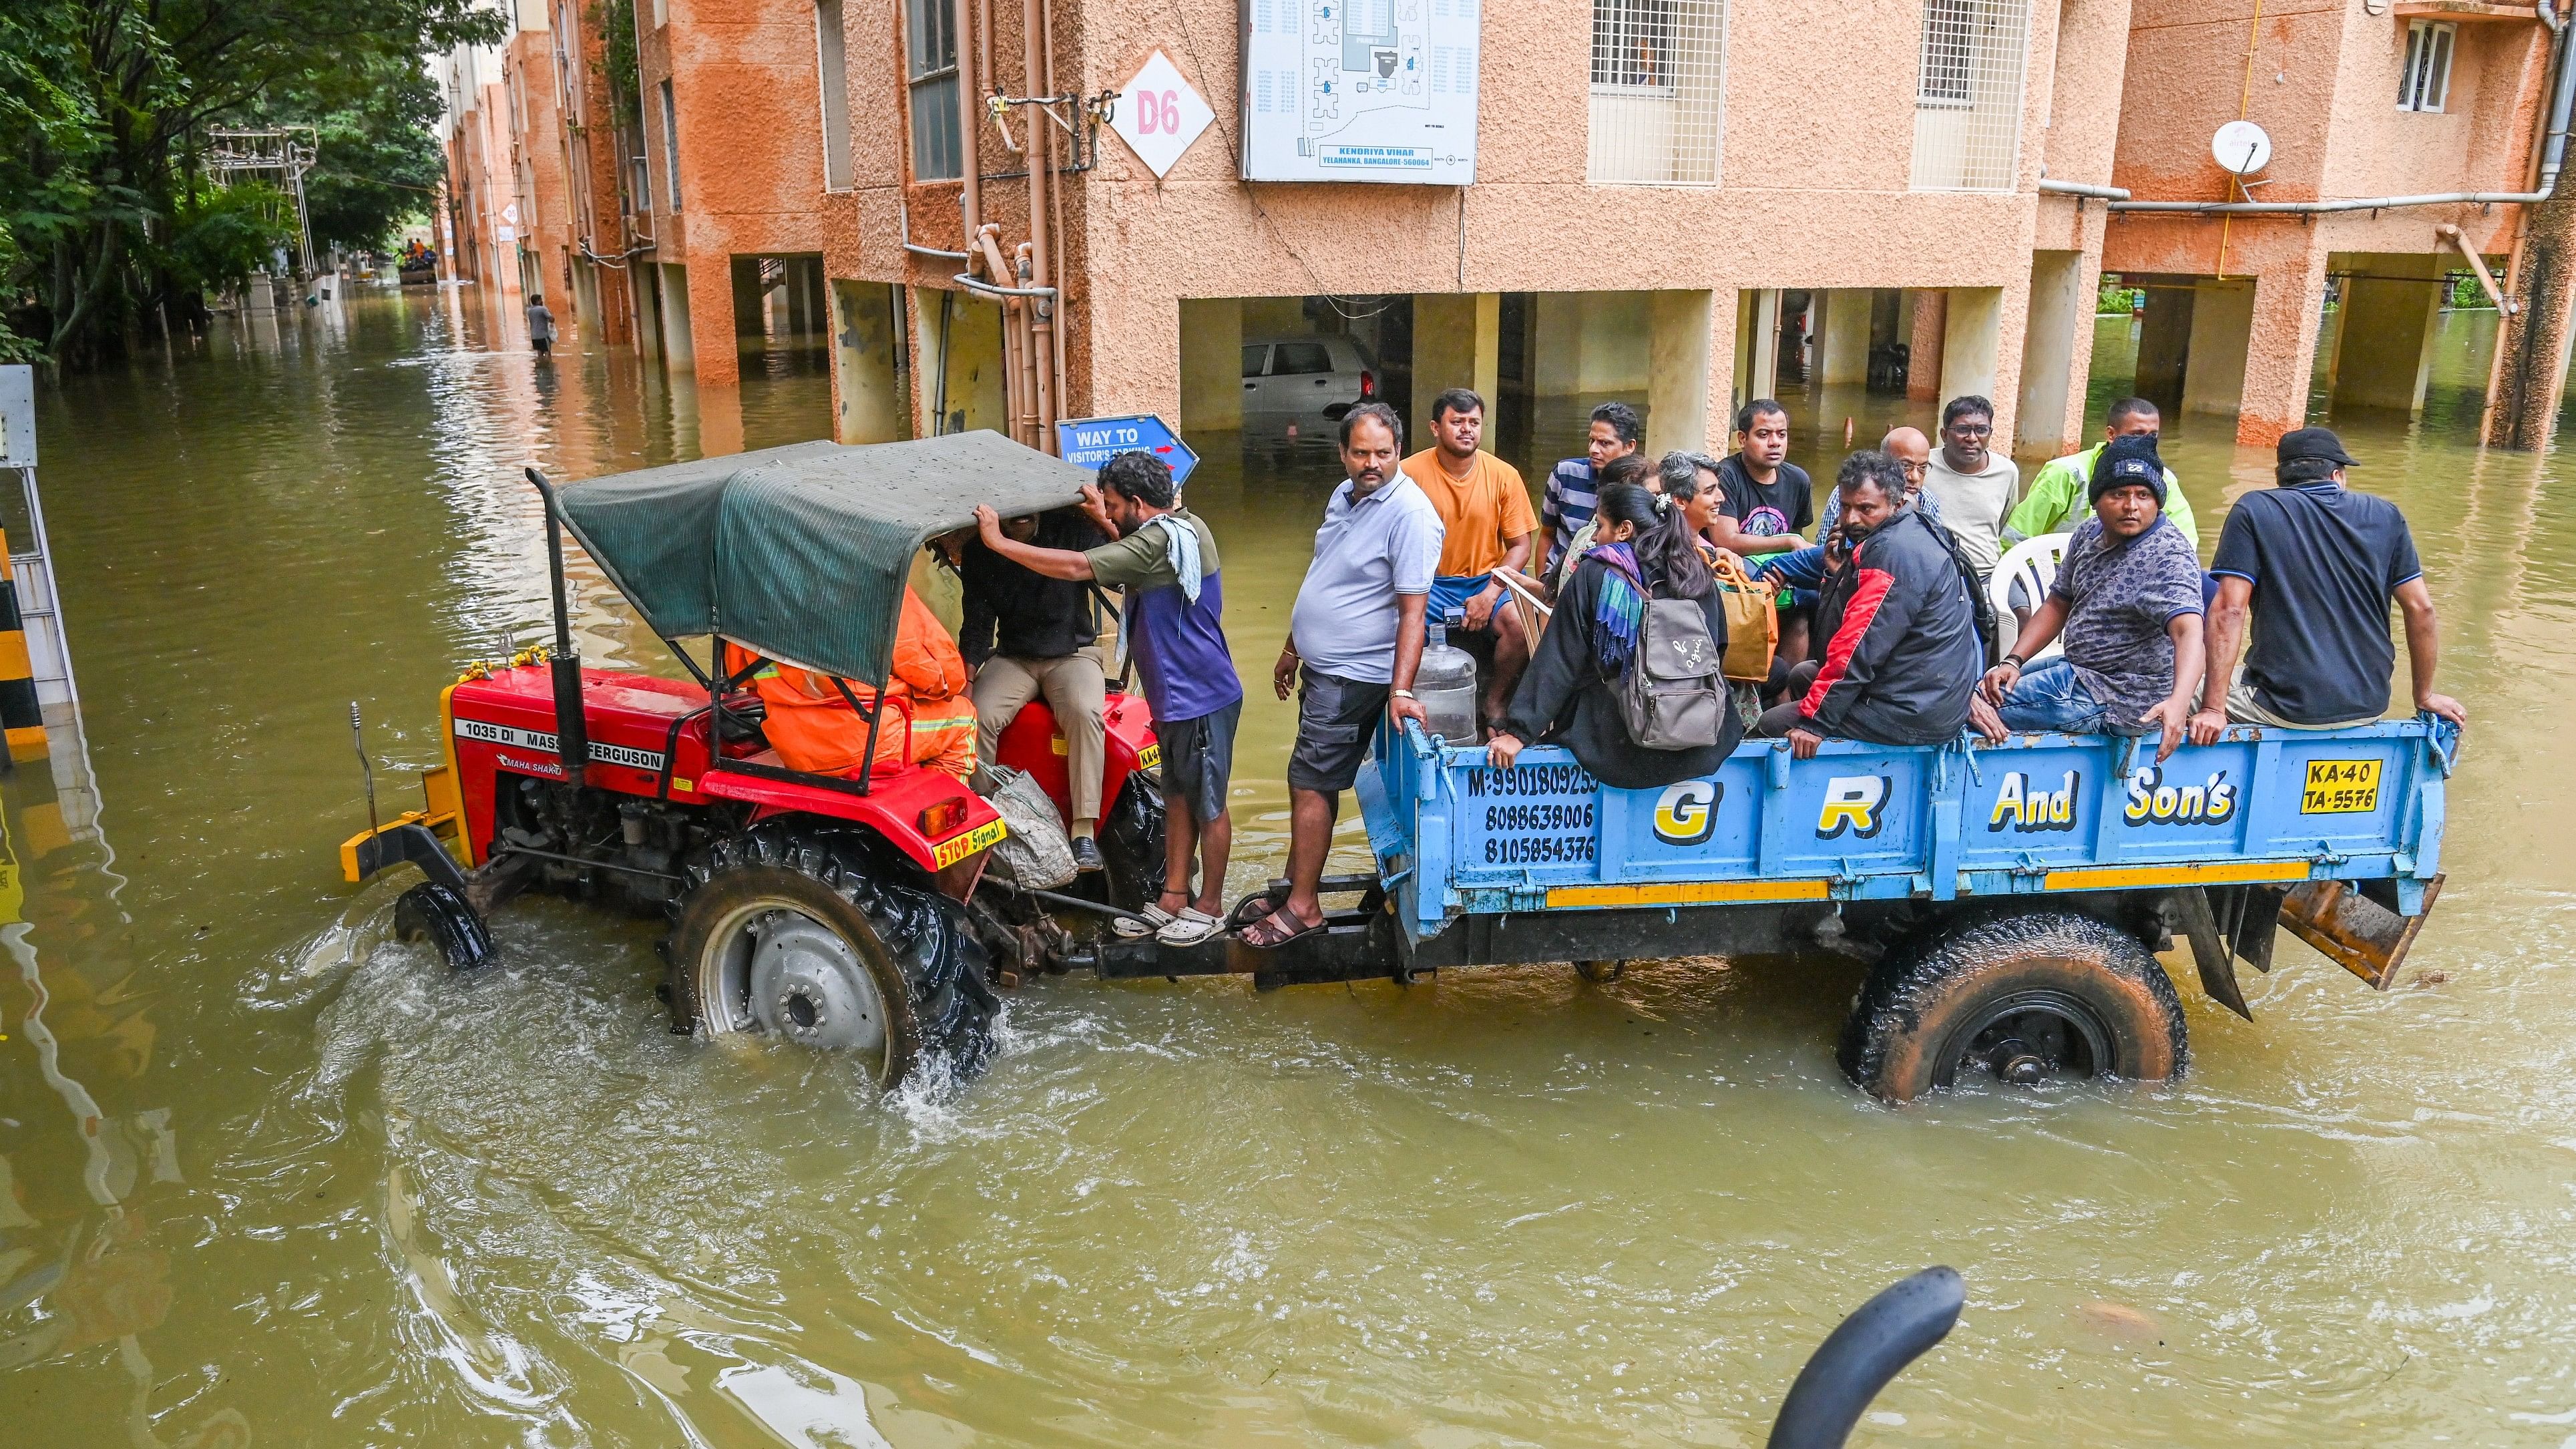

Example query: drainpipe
[951,0,981,244]
[2109,190,2552,214]
[1040,0,1070,437]
[1022,0,1059,449]
[2437,223,2515,313]
[2036,178,2131,202]
[2541,1,2576,196]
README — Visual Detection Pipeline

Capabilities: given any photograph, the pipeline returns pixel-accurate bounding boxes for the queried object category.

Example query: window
[905,0,962,181]
[1910,0,2030,192]
[2400,21,2454,113]
[1271,341,1333,375]
[817,0,853,189]
[660,79,682,210]
[1241,345,1271,377]
[1587,0,1729,186]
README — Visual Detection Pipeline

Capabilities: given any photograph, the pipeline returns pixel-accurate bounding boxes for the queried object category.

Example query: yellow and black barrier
[0,527,46,761]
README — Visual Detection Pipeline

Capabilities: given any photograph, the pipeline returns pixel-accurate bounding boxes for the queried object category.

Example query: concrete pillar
[1702,288,1742,451]
[731,256,765,341]
[2016,251,2087,453]
[1646,290,1717,457]
[245,272,275,315]
[1906,290,1946,402]
[831,280,909,443]
[2135,284,2195,406]
[1819,289,1871,386]
[1534,292,1653,399]
[1411,292,1504,430]
[2182,277,2256,419]
[1178,297,1244,434]
[686,259,739,383]
[2330,254,2443,414]
[2235,249,2331,445]
[1738,288,1781,405]
[2489,189,2576,447]
[634,264,665,365]
[661,262,700,373]
[1939,287,2004,411]
[1532,292,1584,398]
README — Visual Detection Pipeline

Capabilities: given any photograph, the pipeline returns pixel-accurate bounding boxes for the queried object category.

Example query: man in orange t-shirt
[1398,387,1538,724]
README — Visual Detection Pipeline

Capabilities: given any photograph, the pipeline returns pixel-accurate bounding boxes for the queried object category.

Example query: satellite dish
[2213,120,2272,176]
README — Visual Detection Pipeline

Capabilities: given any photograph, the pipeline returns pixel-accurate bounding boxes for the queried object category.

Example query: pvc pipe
[2542,6,2576,194]
[2109,190,2549,215]
[1766,1267,1966,1449]
[2037,178,2131,201]
[2437,223,2517,313]
[898,198,972,262]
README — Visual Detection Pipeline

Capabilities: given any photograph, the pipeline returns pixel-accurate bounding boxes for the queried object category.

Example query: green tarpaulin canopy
[555,431,1093,686]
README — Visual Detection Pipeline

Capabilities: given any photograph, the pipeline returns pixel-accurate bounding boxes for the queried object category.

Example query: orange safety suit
[724,589,978,781]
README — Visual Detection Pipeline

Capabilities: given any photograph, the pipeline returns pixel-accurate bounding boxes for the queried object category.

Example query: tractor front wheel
[665,823,997,1088]
[1838,909,2187,1103]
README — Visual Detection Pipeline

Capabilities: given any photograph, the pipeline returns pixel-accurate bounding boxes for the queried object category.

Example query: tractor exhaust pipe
[523,467,589,780]
[1766,1267,1966,1449]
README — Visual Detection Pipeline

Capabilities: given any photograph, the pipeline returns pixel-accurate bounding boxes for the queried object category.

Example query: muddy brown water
[5,286,2575,1446]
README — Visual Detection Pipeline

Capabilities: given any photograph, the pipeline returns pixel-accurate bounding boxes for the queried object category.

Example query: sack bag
[1619,596,1727,750]
[1707,549,1778,683]
[975,763,1078,891]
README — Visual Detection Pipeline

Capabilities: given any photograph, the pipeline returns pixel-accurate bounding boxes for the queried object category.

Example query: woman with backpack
[1486,481,1747,789]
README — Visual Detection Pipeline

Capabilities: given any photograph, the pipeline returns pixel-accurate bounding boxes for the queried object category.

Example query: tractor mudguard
[349,821,472,897]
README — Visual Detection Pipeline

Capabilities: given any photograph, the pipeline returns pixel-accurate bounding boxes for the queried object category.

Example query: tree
[0,0,503,367]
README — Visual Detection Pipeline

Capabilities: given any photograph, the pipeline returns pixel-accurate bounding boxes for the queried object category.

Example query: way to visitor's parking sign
[1056,415,1199,488]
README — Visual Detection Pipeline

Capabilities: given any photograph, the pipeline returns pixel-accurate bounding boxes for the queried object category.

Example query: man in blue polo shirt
[1247,402,1444,948]
[2187,427,2464,743]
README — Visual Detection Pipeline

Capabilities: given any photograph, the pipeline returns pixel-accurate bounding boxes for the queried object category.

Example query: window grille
[905,0,962,181]
[816,0,853,189]
[660,80,682,210]
[2400,21,2454,113]
[1587,0,1728,186]
[1910,0,2029,192]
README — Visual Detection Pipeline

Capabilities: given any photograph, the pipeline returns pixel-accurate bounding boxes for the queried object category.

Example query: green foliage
[160,182,299,293]
[594,0,641,108]
[0,0,505,365]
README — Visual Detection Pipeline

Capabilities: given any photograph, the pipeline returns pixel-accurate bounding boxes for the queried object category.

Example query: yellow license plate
[2300,759,2382,815]
[931,816,1009,868]
[1136,743,1162,771]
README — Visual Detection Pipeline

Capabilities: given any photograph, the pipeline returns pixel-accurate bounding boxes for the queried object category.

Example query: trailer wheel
[393,880,497,971]
[1838,909,2186,1103]
[1100,772,1168,913]
[1575,960,1625,984]
[665,823,997,1088]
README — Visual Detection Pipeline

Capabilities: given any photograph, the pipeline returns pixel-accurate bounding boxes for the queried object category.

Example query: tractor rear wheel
[1838,909,2187,1103]
[664,822,997,1088]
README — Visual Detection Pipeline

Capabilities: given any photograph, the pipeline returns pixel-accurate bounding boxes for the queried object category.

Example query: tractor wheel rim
[1942,987,2115,1089]
[703,901,891,1075]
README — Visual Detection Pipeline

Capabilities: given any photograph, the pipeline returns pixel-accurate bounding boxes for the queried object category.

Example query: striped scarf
[1589,542,1647,679]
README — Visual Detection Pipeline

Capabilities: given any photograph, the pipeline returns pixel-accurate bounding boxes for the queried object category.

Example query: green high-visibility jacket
[2007,443,2200,555]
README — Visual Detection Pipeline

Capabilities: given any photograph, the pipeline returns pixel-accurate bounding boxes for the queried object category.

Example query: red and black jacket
[1800,508,1983,745]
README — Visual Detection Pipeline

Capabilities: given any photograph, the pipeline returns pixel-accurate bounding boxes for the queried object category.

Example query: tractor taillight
[920,797,969,838]
[1359,369,1375,399]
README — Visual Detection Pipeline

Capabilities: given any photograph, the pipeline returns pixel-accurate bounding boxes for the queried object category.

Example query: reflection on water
[6,289,2576,1444]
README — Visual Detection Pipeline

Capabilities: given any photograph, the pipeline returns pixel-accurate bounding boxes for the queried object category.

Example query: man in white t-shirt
[1920,394,2018,581]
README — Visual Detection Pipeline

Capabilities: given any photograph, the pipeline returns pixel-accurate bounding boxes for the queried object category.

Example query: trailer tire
[1838,909,2186,1103]
[665,822,997,1088]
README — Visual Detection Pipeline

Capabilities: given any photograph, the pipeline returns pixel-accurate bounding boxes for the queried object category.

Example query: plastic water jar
[1417,612,1482,746]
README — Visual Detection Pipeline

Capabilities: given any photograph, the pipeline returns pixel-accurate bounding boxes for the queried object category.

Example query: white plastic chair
[1988,534,2073,662]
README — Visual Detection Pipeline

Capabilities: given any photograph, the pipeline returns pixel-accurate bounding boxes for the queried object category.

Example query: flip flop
[1156,908,1224,947]
[1237,904,1327,950]
[1112,902,1176,939]
[1227,890,1287,931]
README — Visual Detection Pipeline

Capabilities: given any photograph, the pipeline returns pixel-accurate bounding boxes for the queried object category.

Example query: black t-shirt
[2208,482,2422,724]
[1716,454,1815,540]
[960,507,1105,666]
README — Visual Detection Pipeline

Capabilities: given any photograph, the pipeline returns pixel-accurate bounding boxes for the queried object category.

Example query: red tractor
[341,435,1165,1087]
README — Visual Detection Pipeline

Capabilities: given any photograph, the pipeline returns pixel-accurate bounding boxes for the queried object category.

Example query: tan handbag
[1705,548,1778,683]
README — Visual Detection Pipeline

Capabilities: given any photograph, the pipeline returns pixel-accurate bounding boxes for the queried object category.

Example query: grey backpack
[1619,596,1726,750]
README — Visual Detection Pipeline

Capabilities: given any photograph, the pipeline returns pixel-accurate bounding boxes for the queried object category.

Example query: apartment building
[2104,0,2558,445]
[441,0,2561,457]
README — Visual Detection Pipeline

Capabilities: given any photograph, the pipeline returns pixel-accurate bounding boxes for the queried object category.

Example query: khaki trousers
[2223,666,2382,731]
[974,652,1108,821]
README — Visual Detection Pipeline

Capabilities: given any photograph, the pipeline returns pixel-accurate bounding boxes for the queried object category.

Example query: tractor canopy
[554,431,1093,686]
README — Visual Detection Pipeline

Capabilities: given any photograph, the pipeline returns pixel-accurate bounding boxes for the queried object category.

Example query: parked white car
[1240,335,1377,444]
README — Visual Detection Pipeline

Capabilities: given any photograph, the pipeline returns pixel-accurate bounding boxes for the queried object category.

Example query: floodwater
[6,285,2576,1447]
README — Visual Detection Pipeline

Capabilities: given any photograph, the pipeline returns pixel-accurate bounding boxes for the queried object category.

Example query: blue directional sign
[1055,413,1198,488]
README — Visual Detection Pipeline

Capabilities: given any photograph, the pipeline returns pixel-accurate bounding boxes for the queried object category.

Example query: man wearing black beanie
[1973,433,2207,760]
[2187,427,2464,739]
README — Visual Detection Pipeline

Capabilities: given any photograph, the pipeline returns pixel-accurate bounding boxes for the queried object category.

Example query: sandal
[1112,901,1176,939]
[1237,904,1328,950]
[1156,908,1224,946]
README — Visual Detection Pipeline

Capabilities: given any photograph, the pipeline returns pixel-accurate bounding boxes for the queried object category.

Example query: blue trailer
[1106,716,2456,1100]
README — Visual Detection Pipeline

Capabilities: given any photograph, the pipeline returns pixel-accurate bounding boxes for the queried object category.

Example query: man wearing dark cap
[1972,433,2206,759]
[2187,427,2464,741]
